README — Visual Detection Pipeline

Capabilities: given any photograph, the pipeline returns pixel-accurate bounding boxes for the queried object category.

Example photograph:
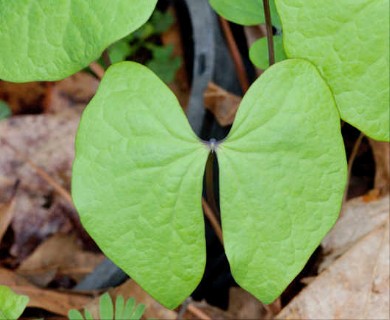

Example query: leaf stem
[262,0,275,66]
[219,17,250,93]
[342,132,365,205]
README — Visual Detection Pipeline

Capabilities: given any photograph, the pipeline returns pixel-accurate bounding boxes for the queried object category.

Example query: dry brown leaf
[321,195,389,271]
[369,139,390,195]
[277,221,389,319]
[227,287,272,319]
[0,114,79,260]
[0,268,93,316]
[47,72,99,115]
[0,81,47,114]
[0,193,16,244]
[17,233,104,286]
[185,300,234,320]
[203,82,241,126]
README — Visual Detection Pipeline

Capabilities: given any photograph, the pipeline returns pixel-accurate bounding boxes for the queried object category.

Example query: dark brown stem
[102,49,112,68]
[342,132,365,205]
[205,151,219,215]
[219,17,250,93]
[263,0,275,66]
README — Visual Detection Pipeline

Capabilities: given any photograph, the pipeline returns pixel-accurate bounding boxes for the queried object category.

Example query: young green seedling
[72,59,347,308]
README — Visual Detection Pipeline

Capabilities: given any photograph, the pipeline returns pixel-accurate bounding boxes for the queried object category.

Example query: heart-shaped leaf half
[275,0,390,141]
[0,0,157,82]
[72,62,209,309]
[217,59,347,303]
[0,285,29,319]
[209,0,281,28]
[72,60,346,308]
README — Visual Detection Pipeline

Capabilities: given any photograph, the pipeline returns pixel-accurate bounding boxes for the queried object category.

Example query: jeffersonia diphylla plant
[71,0,388,309]
[0,0,388,311]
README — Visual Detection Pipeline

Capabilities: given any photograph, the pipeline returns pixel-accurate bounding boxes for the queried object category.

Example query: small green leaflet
[72,60,346,308]
[0,0,157,82]
[0,285,29,319]
[0,101,11,120]
[209,0,281,27]
[276,0,390,141]
[249,35,286,69]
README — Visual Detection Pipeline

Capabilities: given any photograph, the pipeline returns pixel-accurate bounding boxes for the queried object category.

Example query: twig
[187,304,212,320]
[219,17,250,93]
[177,297,191,320]
[89,61,105,80]
[342,132,365,205]
[205,151,219,216]
[202,198,223,244]
[262,0,275,66]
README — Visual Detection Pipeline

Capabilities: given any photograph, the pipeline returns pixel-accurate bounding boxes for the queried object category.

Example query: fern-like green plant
[68,293,145,320]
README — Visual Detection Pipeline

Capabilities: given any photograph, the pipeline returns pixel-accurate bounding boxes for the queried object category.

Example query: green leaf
[122,298,135,320]
[146,45,182,83]
[276,0,389,141]
[131,304,145,320]
[249,35,286,69]
[0,0,157,82]
[217,59,347,303]
[209,0,281,28]
[150,10,174,34]
[114,295,125,319]
[0,285,29,320]
[84,309,94,320]
[0,101,11,120]
[72,62,209,309]
[99,293,113,320]
[68,309,85,320]
[108,40,133,64]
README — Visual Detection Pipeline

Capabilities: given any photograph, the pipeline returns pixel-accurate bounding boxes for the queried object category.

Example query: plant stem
[205,151,219,214]
[102,49,112,68]
[219,17,250,93]
[89,62,105,79]
[342,132,365,206]
[263,0,275,66]
[202,198,223,244]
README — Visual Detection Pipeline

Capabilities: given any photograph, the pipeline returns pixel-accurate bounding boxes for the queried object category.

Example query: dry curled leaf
[277,197,389,320]
[17,233,104,287]
[0,114,79,260]
[203,82,241,126]
[0,268,93,316]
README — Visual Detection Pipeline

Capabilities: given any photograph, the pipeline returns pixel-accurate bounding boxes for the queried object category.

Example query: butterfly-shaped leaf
[72,62,209,309]
[0,0,157,82]
[275,0,390,141]
[73,60,346,308]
